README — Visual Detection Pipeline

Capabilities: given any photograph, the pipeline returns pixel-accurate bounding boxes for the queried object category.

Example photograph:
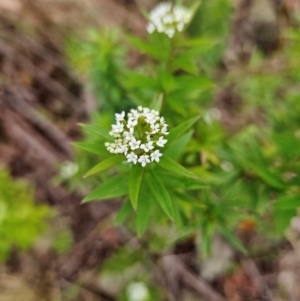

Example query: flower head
[60,161,78,179]
[147,2,192,38]
[105,107,169,167]
[126,282,149,301]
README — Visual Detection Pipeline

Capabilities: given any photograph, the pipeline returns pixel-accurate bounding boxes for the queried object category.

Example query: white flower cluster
[126,282,149,301]
[147,2,192,38]
[60,161,79,179]
[105,106,168,167]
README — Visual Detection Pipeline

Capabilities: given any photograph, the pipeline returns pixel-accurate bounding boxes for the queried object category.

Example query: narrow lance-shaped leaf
[170,193,183,229]
[83,155,124,178]
[164,130,193,160]
[126,34,163,60]
[167,116,200,144]
[136,183,153,237]
[79,123,113,141]
[201,221,213,258]
[219,222,247,254]
[115,199,133,226]
[251,165,284,190]
[73,141,110,157]
[150,93,164,112]
[145,170,174,221]
[274,195,300,210]
[274,208,296,234]
[129,164,144,210]
[160,169,207,190]
[83,173,129,203]
[159,155,199,180]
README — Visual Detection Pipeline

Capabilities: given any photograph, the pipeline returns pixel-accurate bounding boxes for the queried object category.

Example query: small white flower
[129,138,141,150]
[145,112,157,124]
[146,141,154,150]
[204,108,222,124]
[123,131,132,141]
[126,282,149,301]
[160,117,166,124]
[138,155,150,167]
[140,141,154,152]
[126,152,138,164]
[177,22,184,31]
[128,118,138,128]
[129,109,140,120]
[115,111,125,122]
[60,161,78,179]
[140,144,146,151]
[111,122,124,133]
[116,144,128,154]
[106,142,117,153]
[157,136,167,147]
[150,123,160,134]
[166,28,175,38]
[161,125,169,135]
[109,130,119,138]
[143,107,150,114]
[151,150,162,162]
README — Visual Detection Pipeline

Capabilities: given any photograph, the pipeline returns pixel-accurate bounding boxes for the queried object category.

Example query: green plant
[0,169,50,261]
[70,1,300,259]
[75,2,244,253]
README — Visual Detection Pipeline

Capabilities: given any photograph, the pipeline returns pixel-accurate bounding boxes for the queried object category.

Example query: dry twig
[161,255,226,301]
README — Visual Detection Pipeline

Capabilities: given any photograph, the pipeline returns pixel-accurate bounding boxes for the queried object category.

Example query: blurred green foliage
[187,0,232,68]
[0,169,50,262]
[66,29,133,112]
[64,0,300,298]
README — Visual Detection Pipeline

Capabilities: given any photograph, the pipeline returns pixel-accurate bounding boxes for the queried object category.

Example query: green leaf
[167,116,200,143]
[173,76,214,92]
[159,155,199,180]
[175,191,207,208]
[150,93,164,112]
[273,133,300,159]
[123,72,159,90]
[229,132,284,190]
[274,208,296,234]
[83,155,124,178]
[274,195,300,210]
[251,165,284,190]
[145,170,174,221]
[79,123,113,141]
[129,164,144,210]
[159,69,174,93]
[136,184,152,236]
[219,223,247,254]
[177,38,217,53]
[83,173,129,202]
[172,55,198,75]
[73,141,110,156]
[171,194,183,228]
[159,169,207,190]
[115,199,133,225]
[200,221,214,257]
[126,35,163,60]
[164,130,193,159]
